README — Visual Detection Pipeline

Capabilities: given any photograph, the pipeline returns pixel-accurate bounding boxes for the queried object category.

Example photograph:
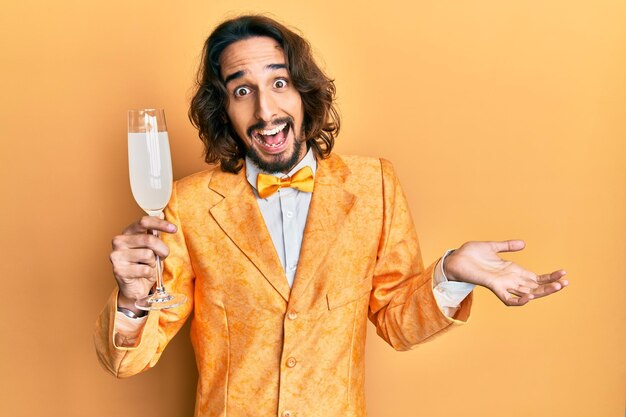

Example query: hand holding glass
[128,109,187,310]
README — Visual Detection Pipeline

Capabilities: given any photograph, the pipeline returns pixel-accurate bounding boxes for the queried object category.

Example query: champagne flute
[128,108,187,310]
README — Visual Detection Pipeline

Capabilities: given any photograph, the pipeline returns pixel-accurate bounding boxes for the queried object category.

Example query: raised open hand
[443,240,568,306]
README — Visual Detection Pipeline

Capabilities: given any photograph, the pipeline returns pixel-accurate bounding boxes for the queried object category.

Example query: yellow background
[1,0,624,416]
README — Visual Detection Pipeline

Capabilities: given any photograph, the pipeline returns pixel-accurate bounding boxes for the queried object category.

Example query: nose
[255,89,278,122]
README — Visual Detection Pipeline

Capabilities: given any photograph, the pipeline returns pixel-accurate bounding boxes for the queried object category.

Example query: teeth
[256,123,287,136]
[253,135,286,148]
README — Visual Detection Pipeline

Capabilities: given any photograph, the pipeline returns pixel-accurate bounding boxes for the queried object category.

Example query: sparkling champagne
[128,131,172,216]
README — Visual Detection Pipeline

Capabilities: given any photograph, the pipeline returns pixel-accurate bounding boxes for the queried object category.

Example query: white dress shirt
[244,150,316,287]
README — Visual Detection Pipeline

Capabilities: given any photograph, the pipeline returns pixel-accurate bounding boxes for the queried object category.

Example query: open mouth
[251,122,291,151]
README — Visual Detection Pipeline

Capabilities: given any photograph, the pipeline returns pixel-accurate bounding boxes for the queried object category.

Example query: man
[95,15,567,417]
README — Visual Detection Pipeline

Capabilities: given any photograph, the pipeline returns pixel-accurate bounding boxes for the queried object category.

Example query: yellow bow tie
[256,166,315,198]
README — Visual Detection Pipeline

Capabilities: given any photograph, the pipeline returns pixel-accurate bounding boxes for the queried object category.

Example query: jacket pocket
[326,278,372,310]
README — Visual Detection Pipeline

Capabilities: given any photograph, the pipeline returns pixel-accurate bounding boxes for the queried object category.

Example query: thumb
[491,239,526,253]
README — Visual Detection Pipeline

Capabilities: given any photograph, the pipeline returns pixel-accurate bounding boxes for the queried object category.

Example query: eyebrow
[223,63,288,85]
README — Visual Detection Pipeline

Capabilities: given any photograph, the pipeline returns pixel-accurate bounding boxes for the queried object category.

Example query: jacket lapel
[289,154,357,303]
[208,167,291,302]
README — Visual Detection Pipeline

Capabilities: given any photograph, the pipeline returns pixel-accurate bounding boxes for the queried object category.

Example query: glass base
[135,291,187,311]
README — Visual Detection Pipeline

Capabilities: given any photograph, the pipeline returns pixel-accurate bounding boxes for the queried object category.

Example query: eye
[234,86,251,97]
[273,78,288,89]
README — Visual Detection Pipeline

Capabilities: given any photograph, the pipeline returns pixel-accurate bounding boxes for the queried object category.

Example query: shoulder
[324,153,388,173]
[319,153,401,201]
[175,166,220,188]
[324,153,397,181]
[173,166,218,194]
[171,165,228,207]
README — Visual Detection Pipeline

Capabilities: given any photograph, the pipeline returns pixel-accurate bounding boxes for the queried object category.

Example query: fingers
[529,278,569,299]
[110,216,173,294]
[123,215,177,235]
[491,239,526,254]
[536,269,567,284]
[530,270,568,299]
[499,276,568,306]
[111,233,170,258]
[507,284,537,297]
[110,248,158,267]
[113,263,157,281]
[501,292,534,307]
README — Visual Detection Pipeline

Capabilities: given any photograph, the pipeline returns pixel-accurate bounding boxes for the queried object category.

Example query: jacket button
[287,311,298,320]
[282,410,293,417]
[286,357,297,368]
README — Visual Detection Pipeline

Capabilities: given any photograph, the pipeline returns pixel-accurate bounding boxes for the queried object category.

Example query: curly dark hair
[189,15,340,173]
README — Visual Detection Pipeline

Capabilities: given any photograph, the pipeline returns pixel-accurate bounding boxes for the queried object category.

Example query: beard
[247,139,303,173]
[245,120,305,173]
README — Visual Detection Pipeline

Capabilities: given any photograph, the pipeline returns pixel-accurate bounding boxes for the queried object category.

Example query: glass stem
[152,229,165,294]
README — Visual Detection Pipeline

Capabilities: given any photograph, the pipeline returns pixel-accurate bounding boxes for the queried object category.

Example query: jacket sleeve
[94,181,195,377]
[367,159,472,351]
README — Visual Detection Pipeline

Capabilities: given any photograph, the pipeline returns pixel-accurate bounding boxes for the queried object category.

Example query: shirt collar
[245,147,317,193]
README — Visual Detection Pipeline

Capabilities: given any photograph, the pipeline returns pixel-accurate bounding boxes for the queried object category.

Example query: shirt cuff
[433,249,475,317]
[113,311,148,347]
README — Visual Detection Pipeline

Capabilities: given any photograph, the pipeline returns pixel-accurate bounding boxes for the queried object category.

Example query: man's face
[220,36,306,173]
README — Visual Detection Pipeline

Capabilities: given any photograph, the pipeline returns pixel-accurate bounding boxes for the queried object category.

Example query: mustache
[246,116,293,137]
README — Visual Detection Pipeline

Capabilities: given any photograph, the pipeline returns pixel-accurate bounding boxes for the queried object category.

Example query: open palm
[443,240,568,306]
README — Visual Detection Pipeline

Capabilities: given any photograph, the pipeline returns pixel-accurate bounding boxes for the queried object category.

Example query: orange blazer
[95,154,472,417]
